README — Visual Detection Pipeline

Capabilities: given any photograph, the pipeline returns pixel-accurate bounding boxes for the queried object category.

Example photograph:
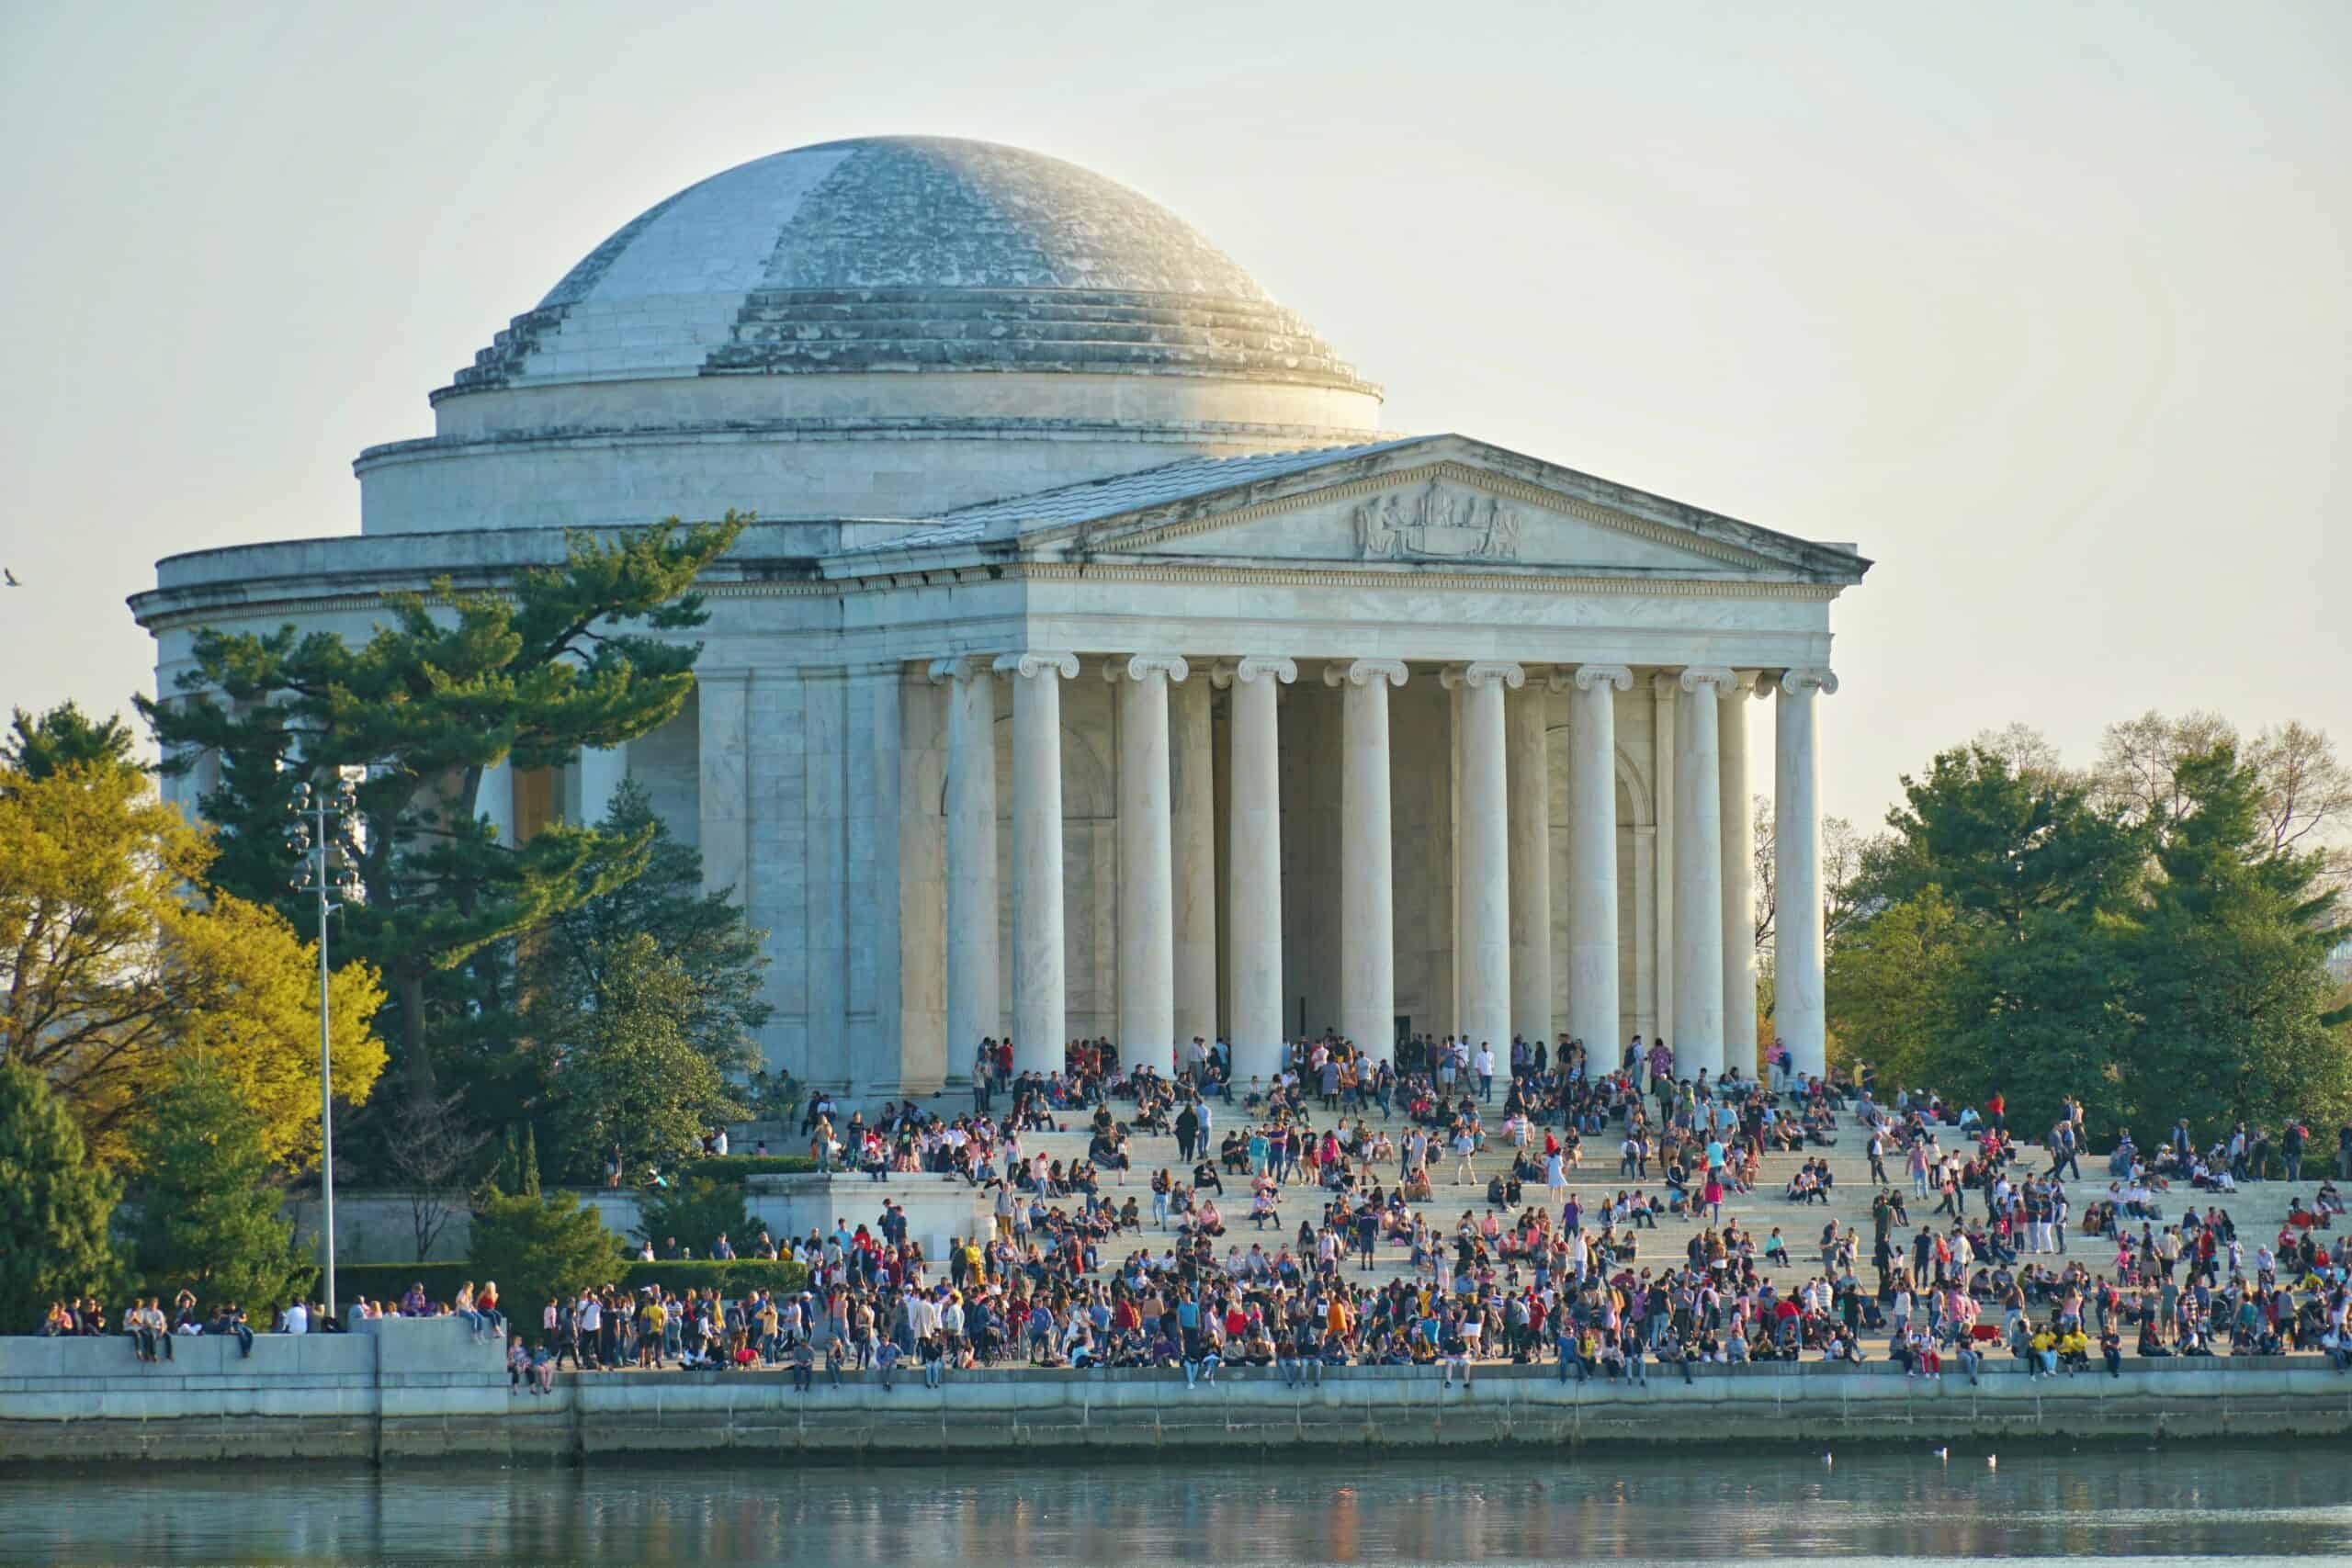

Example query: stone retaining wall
[5,1333,2349,1465]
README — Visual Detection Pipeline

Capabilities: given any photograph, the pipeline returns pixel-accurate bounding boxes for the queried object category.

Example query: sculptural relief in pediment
[1116,468,1767,574]
[1349,477,1523,562]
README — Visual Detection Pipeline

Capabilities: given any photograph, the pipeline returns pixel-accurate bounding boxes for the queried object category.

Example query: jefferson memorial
[133,136,1869,1096]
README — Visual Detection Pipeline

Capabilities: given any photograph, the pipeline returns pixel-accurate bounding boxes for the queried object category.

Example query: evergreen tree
[140,518,744,1110]
[2118,745,2352,1139]
[1823,888,1967,1090]
[469,1189,621,1317]
[127,1054,314,1315]
[0,1058,120,1329]
[539,933,746,1182]
[522,780,772,1071]
[634,1176,753,1258]
[2,702,138,783]
[1857,744,2145,931]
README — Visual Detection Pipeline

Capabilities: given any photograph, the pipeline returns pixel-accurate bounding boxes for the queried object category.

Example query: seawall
[5,1325,2350,1464]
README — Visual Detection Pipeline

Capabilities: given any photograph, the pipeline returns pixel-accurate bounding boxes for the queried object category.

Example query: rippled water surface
[3,1443,2349,1564]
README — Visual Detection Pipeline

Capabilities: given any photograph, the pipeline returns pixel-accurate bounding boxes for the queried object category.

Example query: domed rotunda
[366,136,1385,534]
[137,135,1868,1101]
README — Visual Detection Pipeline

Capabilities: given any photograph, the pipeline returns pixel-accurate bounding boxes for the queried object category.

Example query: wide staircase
[774,1092,2324,1292]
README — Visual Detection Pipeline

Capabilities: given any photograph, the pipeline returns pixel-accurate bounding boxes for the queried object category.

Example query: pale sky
[1,0,2345,832]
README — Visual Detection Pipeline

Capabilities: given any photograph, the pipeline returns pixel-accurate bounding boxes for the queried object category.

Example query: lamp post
[288,773,363,1321]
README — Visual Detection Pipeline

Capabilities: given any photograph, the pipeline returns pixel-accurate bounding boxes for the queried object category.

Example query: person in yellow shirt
[2029,1324,2060,1380]
[638,1294,667,1369]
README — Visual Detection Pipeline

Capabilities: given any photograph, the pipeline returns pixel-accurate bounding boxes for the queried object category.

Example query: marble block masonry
[131,135,1871,1095]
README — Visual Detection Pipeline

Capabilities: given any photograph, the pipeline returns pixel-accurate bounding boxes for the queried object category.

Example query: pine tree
[2120,744,2352,1138]
[2,702,138,782]
[538,933,747,1182]
[128,1054,314,1316]
[0,1058,120,1329]
[138,518,746,1110]
[469,1189,620,1319]
[521,779,772,1073]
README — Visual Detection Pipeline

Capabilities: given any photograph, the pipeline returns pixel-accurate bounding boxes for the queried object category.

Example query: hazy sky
[2,0,2345,831]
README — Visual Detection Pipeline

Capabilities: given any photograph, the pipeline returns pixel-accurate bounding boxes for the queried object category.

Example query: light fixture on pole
[287,773,363,1322]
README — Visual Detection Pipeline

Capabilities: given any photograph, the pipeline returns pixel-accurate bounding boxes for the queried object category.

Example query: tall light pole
[288,773,363,1321]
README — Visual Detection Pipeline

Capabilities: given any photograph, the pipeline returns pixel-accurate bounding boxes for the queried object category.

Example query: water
[3,1444,2348,1564]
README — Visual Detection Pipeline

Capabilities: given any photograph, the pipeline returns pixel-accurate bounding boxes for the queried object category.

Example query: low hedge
[332,1258,810,1313]
[684,1156,817,1180]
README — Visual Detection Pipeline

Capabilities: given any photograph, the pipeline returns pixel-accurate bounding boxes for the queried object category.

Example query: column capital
[1651,671,1682,699]
[1211,655,1298,689]
[1552,663,1633,694]
[1101,654,1190,684]
[926,655,992,683]
[991,651,1080,682]
[1440,661,1526,692]
[1323,658,1408,689]
[1677,665,1741,696]
[1778,667,1840,696]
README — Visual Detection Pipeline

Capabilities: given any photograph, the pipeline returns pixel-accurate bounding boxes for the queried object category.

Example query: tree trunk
[397,965,436,1103]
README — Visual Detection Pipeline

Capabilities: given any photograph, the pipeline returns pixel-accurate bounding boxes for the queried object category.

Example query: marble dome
[443,136,1375,398]
[358,137,1387,533]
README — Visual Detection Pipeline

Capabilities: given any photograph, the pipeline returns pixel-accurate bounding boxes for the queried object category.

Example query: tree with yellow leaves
[0,747,385,1168]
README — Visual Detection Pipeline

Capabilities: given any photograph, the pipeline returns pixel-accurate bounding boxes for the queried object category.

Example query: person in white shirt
[1473,1044,1496,1103]
[278,1301,309,1336]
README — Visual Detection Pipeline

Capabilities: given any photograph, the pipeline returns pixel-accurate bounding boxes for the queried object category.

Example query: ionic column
[1650,673,1678,1047]
[1672,666,1738,1079]
[1108,655,1187,1066]
[1718,672,1760,1077]
[1216,657,1295,1083]
[1775,668,1838,1082]
[1506,680,1553,1047]
[1557,664,1631,1052]
[1326,658,1409,1065]
[1170,672,1217,1051]
[994,651,1078,1076]
[577,744,628,826]
[930,658,1000,1076]
[1444,661,1521,1059]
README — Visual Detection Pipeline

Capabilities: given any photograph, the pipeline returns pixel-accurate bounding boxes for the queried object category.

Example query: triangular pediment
[965,435,1868,582]
[1102,462,1768,573]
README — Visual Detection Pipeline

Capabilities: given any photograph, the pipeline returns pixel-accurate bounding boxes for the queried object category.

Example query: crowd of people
[41,1032,2352,1391]
[527,1032,2352,1392]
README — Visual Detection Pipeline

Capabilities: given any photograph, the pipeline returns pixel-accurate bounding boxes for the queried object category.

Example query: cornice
[133,551,1844,637]
[1012,562,1839,599]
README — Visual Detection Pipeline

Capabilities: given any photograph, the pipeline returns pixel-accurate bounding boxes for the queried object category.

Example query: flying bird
[3,569,18,586]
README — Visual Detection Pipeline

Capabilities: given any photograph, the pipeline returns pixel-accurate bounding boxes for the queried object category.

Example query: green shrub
[633,1176,752,1256]
[334,1261,474,1310]
[469,1190,628,1313]
[333,1258,809,1318]
[684,1155,816,1179]
[616,1259,808,1298]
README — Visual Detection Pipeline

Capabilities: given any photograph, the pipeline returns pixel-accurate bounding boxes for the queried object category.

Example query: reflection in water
[5,1444,2351,1564]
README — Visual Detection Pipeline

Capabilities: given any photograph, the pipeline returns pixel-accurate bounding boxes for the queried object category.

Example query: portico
[920,639,1839,1086]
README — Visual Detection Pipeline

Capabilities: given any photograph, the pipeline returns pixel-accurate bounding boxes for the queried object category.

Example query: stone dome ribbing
[442,136,1375,401]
